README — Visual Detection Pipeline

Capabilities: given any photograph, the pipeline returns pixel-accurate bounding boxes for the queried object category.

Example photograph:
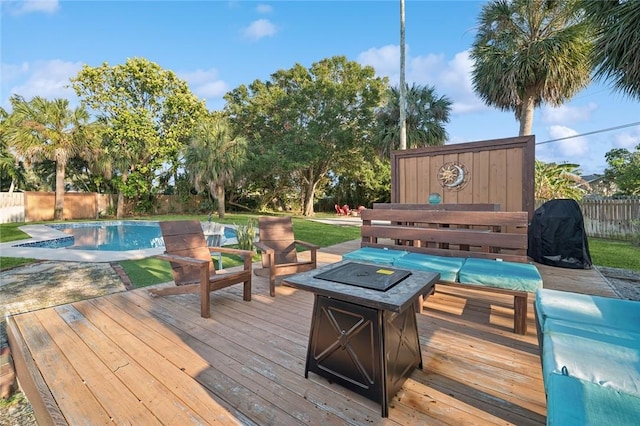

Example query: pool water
[46,221,236,251]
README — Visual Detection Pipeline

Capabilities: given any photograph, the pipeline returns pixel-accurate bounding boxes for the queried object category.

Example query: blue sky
[2,0,639,175]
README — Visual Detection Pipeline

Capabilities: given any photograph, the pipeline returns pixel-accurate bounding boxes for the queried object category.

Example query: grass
[589,238,640,272]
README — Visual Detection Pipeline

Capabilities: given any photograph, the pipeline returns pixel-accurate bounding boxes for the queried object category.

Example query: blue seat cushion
[546,372,640,426]
[535,288,640,333]
[457,258,542,292]
[542,318,640,398]
[393,252,464,283]
[342,247,408,265]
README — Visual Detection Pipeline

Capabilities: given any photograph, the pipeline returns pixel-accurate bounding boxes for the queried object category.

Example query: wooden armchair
[149,220,254,318]
[254,216,319,297]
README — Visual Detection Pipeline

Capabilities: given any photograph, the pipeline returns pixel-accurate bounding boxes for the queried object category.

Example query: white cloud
[242,19,277,41]
[548,125,589,157]
[357,44,400,81]
[359,46,486,115]
[179,68,228,101]
[256,4,273,14]
[614,129,640,150]
[5,0,59,15]
[541,102,597,125]
[3,60,82,107]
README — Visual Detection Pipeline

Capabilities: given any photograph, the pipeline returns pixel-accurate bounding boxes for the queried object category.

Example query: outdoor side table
[283,260,439,417]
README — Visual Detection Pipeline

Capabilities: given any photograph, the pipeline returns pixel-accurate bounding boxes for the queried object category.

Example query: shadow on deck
[7,240,617,425]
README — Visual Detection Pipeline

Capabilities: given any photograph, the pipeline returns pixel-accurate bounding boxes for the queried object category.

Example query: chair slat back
[258,216,298,266]
[160,220,216,285]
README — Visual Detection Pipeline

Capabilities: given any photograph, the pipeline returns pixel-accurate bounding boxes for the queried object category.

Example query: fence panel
[0,192,25,223]
[580,198,640,241]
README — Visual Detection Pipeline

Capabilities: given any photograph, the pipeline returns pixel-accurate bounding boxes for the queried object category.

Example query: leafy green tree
[374,83,451,158]
[471,0,592,136]
[581,0,640,100]
[0,107,26,192]
[184,115,247,219]
[225,56,387,216]
[604,146,640,196]
[535,160,588,200]
[4,96,94,219]
[71,57,207,217]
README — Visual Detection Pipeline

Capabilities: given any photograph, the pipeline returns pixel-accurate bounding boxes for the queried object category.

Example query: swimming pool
[26,221,237,251]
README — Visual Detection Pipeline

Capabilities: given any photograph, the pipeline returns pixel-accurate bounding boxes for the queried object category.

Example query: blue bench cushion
[546,372,640,426]
[542,318,640,398]
[393,253,464,283]
[342,247,408,265]
[535,288,640,333]
[457,258,542,292]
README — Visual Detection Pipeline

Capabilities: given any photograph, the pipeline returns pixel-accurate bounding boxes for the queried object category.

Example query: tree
[184,115,247,218]
[534,160,589,200]
[374,83,452,158]
[581,0,640,100]
[4,96,93,219]
[225,56,387,216]
[71,57,207,217]
[471,0,592,136]
[604,145,640,196]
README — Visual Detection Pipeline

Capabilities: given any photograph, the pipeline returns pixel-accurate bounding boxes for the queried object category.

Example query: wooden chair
[149,220,254,318]
[254,216,319,297]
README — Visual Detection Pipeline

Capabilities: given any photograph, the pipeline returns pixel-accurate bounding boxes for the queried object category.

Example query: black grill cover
[528,199,592,269]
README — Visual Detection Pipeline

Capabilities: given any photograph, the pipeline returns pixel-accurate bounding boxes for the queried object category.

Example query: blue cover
[342,247,408,265]
[457,258,542,292]
[535,288,640,332]
[542,319,640,398]
[546,372,640,426]
[393,252,464,283]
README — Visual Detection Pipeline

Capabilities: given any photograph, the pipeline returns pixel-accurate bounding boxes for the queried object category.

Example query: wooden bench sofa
[343,207,543,334]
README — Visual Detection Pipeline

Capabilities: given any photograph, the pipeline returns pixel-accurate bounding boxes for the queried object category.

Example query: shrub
[235,219,257,251]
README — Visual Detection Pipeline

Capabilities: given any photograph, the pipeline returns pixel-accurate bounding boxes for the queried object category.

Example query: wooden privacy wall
[391,136,535,219]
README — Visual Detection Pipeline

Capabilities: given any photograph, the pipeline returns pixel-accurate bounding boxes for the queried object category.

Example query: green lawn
[1,216,637,287]
[589,238,640,272]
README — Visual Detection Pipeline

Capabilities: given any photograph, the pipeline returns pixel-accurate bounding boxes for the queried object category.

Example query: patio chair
[149,220,254,318]
[201,221,224,269]
[254,216,319,297]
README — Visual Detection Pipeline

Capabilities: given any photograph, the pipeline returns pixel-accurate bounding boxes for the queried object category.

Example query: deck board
[8,240,619,425]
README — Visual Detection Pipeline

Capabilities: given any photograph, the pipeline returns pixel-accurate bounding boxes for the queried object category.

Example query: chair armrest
[254,241,274,254]
[293,240,320,251]
[156,253,209,267]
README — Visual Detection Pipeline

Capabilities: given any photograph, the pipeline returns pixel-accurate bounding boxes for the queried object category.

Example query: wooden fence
[579,198,640,241]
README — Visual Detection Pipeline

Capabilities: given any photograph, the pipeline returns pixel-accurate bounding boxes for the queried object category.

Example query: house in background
[581,174,618,197]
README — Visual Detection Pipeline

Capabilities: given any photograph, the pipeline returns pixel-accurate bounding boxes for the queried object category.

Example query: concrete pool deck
[1,224,165,262]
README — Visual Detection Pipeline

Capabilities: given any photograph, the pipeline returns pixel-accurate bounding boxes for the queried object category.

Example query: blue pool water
[39,221,236,251]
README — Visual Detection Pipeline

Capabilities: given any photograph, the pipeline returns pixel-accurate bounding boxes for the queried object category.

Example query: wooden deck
[7,241,618,425]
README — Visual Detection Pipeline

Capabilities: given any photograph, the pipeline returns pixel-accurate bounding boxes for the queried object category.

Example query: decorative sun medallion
[437,161,469,191]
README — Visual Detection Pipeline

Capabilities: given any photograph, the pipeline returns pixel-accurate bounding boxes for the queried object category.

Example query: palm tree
[580,0,640,100]
[5,95,94,219]
[399,0,407,150]
[375,83,452,157]
[470,0,592,136]
[184,115,247,219]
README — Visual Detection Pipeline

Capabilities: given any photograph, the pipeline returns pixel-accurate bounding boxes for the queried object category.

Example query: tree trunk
[216,183,226,219]
[303,180,317,217]
[54,160,66,220]
[116,170,128,219]
[399,0,407,150]
[519,93,535,136]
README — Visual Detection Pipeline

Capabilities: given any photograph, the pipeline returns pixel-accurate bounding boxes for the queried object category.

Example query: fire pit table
[283,260,439,417]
